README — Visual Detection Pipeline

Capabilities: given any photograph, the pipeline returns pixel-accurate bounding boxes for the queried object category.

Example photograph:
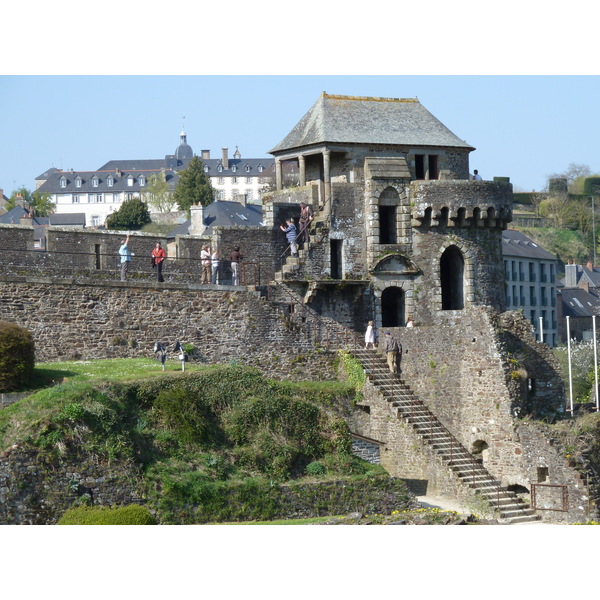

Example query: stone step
[504,514,541,524]
[349,349,542,525]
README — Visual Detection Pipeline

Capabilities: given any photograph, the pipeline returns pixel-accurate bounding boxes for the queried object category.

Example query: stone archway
[440,245,464,310]
[381,286,405,327]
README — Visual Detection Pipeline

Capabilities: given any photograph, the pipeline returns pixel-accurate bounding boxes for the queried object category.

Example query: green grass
[24,357,207,391]
[216,515,345,525]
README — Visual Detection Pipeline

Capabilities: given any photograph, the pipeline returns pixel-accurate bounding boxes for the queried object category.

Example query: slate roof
[269,92,475,154]
[560,288,600,318]
[0,205,46,225]
[49,213,86,226]
[558,264,600,289]
[167,199,264,238]
[578,266,600,288]
[501,229,557,261]
[36,167,179,195]
[201,158,274,177]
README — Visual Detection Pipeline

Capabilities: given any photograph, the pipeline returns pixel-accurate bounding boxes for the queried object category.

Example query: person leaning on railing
[230,246,243,285]
[201,245,211,284]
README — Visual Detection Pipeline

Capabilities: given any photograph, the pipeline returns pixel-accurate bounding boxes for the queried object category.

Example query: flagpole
[567,316,574,415]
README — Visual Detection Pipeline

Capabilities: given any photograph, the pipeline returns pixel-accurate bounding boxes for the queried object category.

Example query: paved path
[417,495,469,514]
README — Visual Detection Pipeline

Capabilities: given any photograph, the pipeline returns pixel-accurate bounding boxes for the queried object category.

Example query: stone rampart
[0,276,339,381]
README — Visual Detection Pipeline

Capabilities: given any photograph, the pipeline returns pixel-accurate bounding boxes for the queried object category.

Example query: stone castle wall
[350,307,591,523]
[0,276,340,381]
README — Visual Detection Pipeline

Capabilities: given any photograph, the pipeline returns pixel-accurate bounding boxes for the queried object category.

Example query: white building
[35,130,276,227]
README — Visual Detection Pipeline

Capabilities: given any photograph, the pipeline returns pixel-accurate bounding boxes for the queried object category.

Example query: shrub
[106,197,151,230]
[305,461,325,476]
[0,321,35,392]
[57,504,157,525]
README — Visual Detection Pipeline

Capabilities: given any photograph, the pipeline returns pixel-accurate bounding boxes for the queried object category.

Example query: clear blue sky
[1,75,599,196]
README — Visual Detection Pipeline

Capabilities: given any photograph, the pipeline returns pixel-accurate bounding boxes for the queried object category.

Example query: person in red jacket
[151,242,167,282]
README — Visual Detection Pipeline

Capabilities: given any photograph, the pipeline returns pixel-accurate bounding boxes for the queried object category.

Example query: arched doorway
[440,246,464,310]
[381,286,405,327]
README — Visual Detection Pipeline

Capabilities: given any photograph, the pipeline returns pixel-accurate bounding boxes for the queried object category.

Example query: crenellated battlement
[410,179,513,230]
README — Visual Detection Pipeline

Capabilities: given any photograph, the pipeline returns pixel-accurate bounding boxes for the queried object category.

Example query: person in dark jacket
[383,331,402,375]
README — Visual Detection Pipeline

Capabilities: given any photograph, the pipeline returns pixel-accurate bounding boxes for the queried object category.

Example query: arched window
[440,245,464,310]
[381,286,406,327]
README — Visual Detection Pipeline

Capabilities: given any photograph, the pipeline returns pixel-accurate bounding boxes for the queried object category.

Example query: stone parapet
[410,180,513,229]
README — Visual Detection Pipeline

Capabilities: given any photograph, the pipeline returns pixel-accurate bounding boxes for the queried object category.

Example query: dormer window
[107,176,114,187]
[75,176,82,188]
[92,176,99,188]
[232,165,237,173]
[139,175,146,187]
[217,165,223,173]
[59,177,67,188]
[127,176,134,186]
[204,165,209,173]
[258,165,263,173]
[245,164,251,173]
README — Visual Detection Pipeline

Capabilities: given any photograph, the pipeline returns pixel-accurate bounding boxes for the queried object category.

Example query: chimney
[240,193,247,208]
[189,203,206,236]
[202,150,210,160]
[581,281,590,293]
[565,263,578,288]
[116,168,122,177]
[587,261,593,270]
[222,147,229,170]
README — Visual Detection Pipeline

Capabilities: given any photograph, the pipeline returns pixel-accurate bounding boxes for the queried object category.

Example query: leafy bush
[106,197,151,230]
[305,461,325,476]
[153,386,224,447]
[57,504,157,525]
[0,321,35,392]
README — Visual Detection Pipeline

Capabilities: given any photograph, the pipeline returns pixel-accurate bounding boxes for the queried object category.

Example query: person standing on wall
[230,246,243,285]
[201,245,211,284]
[298,202,313,248]
[119,233,132,281]
[151,242,167,283]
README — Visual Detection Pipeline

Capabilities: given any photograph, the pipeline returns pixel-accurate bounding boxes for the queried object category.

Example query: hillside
[0,364,416,524]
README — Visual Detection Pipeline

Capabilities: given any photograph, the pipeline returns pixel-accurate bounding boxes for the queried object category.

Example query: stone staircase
[275,212,329,282]
[350,346,541,524]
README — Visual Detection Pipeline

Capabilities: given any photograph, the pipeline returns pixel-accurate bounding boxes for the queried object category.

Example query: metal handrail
[1,247,265,287]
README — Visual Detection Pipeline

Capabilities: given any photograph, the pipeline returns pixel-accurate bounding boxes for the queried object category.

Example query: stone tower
[267,92,513,330]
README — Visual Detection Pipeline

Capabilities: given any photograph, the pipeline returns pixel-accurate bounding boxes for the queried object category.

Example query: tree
[173,156,214,213]
[145,173,176,213]
[547,163,592,194]
[9,186,55,217]
[106,197,151,230]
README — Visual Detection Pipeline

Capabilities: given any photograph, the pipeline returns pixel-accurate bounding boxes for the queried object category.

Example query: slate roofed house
[35,129,276,229]
[167,198,264,240]
[557,262,600,343]
[502,229,559,346]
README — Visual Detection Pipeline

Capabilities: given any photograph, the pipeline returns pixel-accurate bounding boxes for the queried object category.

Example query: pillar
[299,155,306,186]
